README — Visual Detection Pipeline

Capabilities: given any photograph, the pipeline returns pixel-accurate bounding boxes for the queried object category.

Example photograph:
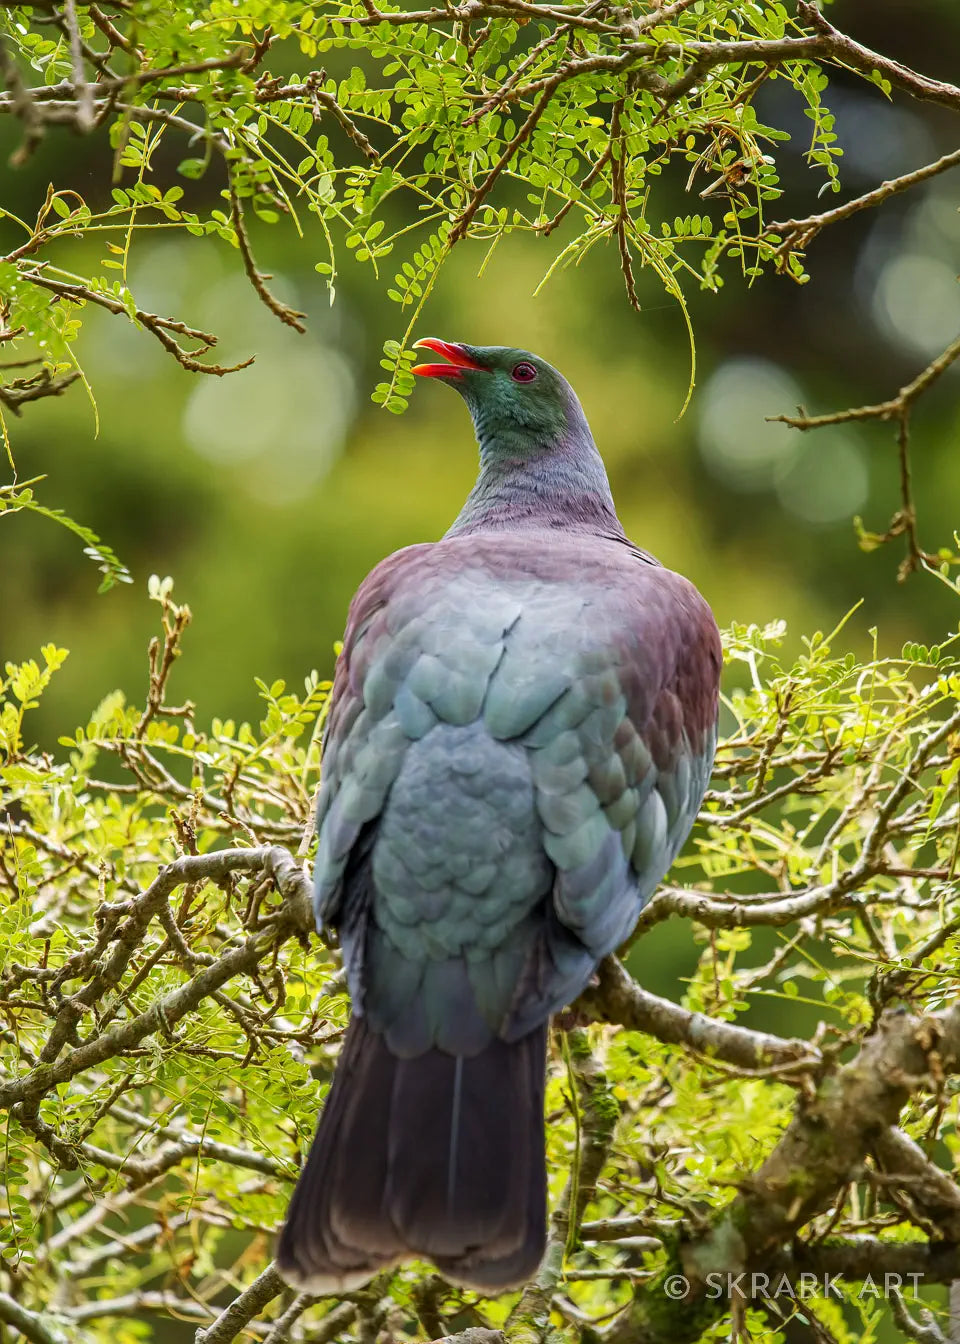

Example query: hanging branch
[770,333,960,581]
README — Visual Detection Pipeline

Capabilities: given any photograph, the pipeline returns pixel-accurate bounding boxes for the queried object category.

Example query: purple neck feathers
[446,412,624,541]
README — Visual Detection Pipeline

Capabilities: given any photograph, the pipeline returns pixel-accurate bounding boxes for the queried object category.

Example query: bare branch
[889,1289,949,1344]
[0,1295,68,1344]
[62,0,94,132]
[194,1263,287,1344]
[228,180,307,333]
[581,954,821,1077]
[263,1297,356,1344]
[874,1129,960,1243]
[0,367,80,413]
[771,333,960,580]
[768,144,960,255]
[15,267,255,376]
[769,335,960,432]
[508,1031,619,1336]
[794,0,960,113]
[0,35,44,163]
[68,1292,273,1337]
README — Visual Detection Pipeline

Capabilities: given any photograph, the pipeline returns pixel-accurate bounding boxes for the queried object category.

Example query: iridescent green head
[412,338,581,446]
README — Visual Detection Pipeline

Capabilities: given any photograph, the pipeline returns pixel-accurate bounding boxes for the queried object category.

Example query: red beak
[412,338,487,378]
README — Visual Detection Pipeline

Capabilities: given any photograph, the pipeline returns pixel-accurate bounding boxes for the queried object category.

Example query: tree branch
[0,1295,68,1344]
[581,954,821,1076]
[874,1128,960,1243]
[14,267,255,376]
[449,78,562,242]
[0,367,80,413]
[194,1263,287,1344]
[770,334,960,582]
[768,144,960,256]
[509,1032,619,1342]
[0,846,314,1113]
[794,0,960,112]
[228,180,307,333]
[62,0,94,132]
[607,1004,960,1344]
[769,334,960,432]
[67,1291,273,1336]
[514,26,960,111]
[890,1288,949,1344]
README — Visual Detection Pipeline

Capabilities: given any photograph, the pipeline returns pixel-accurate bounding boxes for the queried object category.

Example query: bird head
[412,339,578,444]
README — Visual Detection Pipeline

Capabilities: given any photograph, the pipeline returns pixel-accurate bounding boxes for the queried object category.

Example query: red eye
[512,362,538,383]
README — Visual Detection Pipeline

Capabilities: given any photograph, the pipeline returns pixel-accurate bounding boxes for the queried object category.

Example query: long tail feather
[277,1016,547,1293]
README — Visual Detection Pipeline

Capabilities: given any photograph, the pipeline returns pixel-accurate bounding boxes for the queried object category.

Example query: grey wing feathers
[312,545,720,1038]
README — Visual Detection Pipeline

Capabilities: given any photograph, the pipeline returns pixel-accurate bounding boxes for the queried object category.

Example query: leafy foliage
[0,479,133,592]
[2,580,960,1342]
[1,0,949,430]
[1,0,826,417]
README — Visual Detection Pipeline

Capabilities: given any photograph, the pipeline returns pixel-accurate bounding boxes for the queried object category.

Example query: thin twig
[228,180,307,333]
[769,144,960,256]
[62,0,94,131]
[450,78,562,242]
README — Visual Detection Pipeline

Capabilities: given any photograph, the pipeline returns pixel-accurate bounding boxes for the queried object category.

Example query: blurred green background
[3,0,959,747]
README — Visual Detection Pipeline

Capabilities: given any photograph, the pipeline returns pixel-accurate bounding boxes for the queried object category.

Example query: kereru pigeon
[277,340,721,1294]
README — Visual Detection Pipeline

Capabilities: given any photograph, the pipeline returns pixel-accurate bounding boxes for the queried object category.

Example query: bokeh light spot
[184,344,355,503]
[775,435,868,524]
[873,253,960,360]
[698,358,803,490]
